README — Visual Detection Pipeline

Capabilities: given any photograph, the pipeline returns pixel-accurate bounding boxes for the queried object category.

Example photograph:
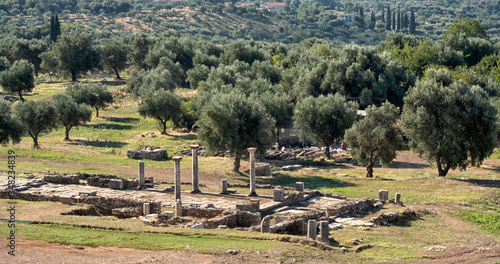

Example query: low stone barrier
[43,175,80,184]
[371,209,421,226]
[242,164,273,176]
[326,198,377,217]
[0,191,161,217]
[127,148,168,161]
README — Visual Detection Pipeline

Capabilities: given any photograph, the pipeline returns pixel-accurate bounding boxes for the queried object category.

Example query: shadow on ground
[453,178,500,188]
[85,123,134,130]
[388,161,430,169]
[68,139,128,148]
[242,173,357,189]
[104,117,140,123]
[100,80,126,86]
[170,133,197,141]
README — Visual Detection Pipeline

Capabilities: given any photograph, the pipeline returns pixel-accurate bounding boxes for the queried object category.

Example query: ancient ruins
[0,146,412,245]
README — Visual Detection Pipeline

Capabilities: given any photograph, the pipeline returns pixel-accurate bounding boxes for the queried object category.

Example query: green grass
[457,210,500,235]
[0,223,341,262]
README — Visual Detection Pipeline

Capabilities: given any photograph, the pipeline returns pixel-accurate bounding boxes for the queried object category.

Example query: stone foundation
[127,148,168,161]
[0,191,161,217]
[43,175,80,184]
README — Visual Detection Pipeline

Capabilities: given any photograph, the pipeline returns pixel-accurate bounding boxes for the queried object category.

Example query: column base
[190,189,201,194]
[248,192,258,197]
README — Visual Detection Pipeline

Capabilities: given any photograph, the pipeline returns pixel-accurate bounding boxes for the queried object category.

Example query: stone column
[261,215,272,233]
[173,156,183,201]
[190,145,201,193]
[248,147,257,196]
[295,182,304,192]
[395,193,401,204]
[320,221,329,243]
[139,161,145,188]
[143,203,150,216]
[175,199,182,217]
[379,190,389,202]
[220,179,228,194]
[307,220,317,240]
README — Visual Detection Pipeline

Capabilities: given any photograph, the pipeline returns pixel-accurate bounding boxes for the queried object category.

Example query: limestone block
[273,188,285,201]
[110,179,124,190]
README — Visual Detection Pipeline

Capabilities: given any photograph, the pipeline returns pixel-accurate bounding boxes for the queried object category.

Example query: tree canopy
[138,89,181,135]
[197,91,275,172]
[100,40,128,79]
[14,100,58,149]
[293,93,358,158]
[0,59,35,102]
[66,83,113,117]
[53,93,92,141]
[401,68,498,176]
[0,99,23,145]
[50,31,100,81]
[344,102,403,178]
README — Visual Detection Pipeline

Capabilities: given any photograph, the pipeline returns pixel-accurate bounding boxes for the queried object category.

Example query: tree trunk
[95,106,99,117]
[233,155,241,172]
[325,144,331,158]
[366,161,375,178]
[71,70,77,82]
[114,67,122,80]
[64,126,71,141]
[18,91,24,102]
[161,121,168,135]
[437,157,450,177]
[29,132,40,149]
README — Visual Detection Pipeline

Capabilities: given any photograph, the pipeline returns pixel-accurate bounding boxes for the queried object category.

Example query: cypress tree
[359,6,364,17]
[54,15,61,40]
[397,11,401,30]
[392,12,396,30]
[49,16,56,43]
[403,13,409,28]
[410,9,416,34]
[386,6,391,30]
[369,11,376,29]
[381,8,385,23]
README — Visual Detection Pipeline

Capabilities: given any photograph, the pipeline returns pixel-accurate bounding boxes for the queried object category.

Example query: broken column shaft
[191,145,201,193]
[248,147,257,196]
[173,156,183,201]
[139,160,145,189]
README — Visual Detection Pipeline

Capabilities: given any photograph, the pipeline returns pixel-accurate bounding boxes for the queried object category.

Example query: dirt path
[0,239,275,264]
[406,204,500,264]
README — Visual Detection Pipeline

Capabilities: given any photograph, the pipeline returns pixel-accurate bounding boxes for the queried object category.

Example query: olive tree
[0,99,23,145]
[0,60,35,102]
[67,83,113,117]
[100,40,128,79]
[14,100,58,149]
[53,93,92,141]
[344,102,404,178]
[138,90,181,135]
[197,91,275,172]
[401,68,498,177]
[51,31,100,81]
[293,93,357,158]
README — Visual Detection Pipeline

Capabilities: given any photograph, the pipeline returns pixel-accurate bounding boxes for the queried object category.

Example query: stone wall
[0,191,161,217]
[127,148,168,161]
[241,164,273,176]
[86,175,140,189]
[182,205,225,219]
[326,198,376,217]
[43,175,80,184]
[269,211,326,235]
[371,209,420,226]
